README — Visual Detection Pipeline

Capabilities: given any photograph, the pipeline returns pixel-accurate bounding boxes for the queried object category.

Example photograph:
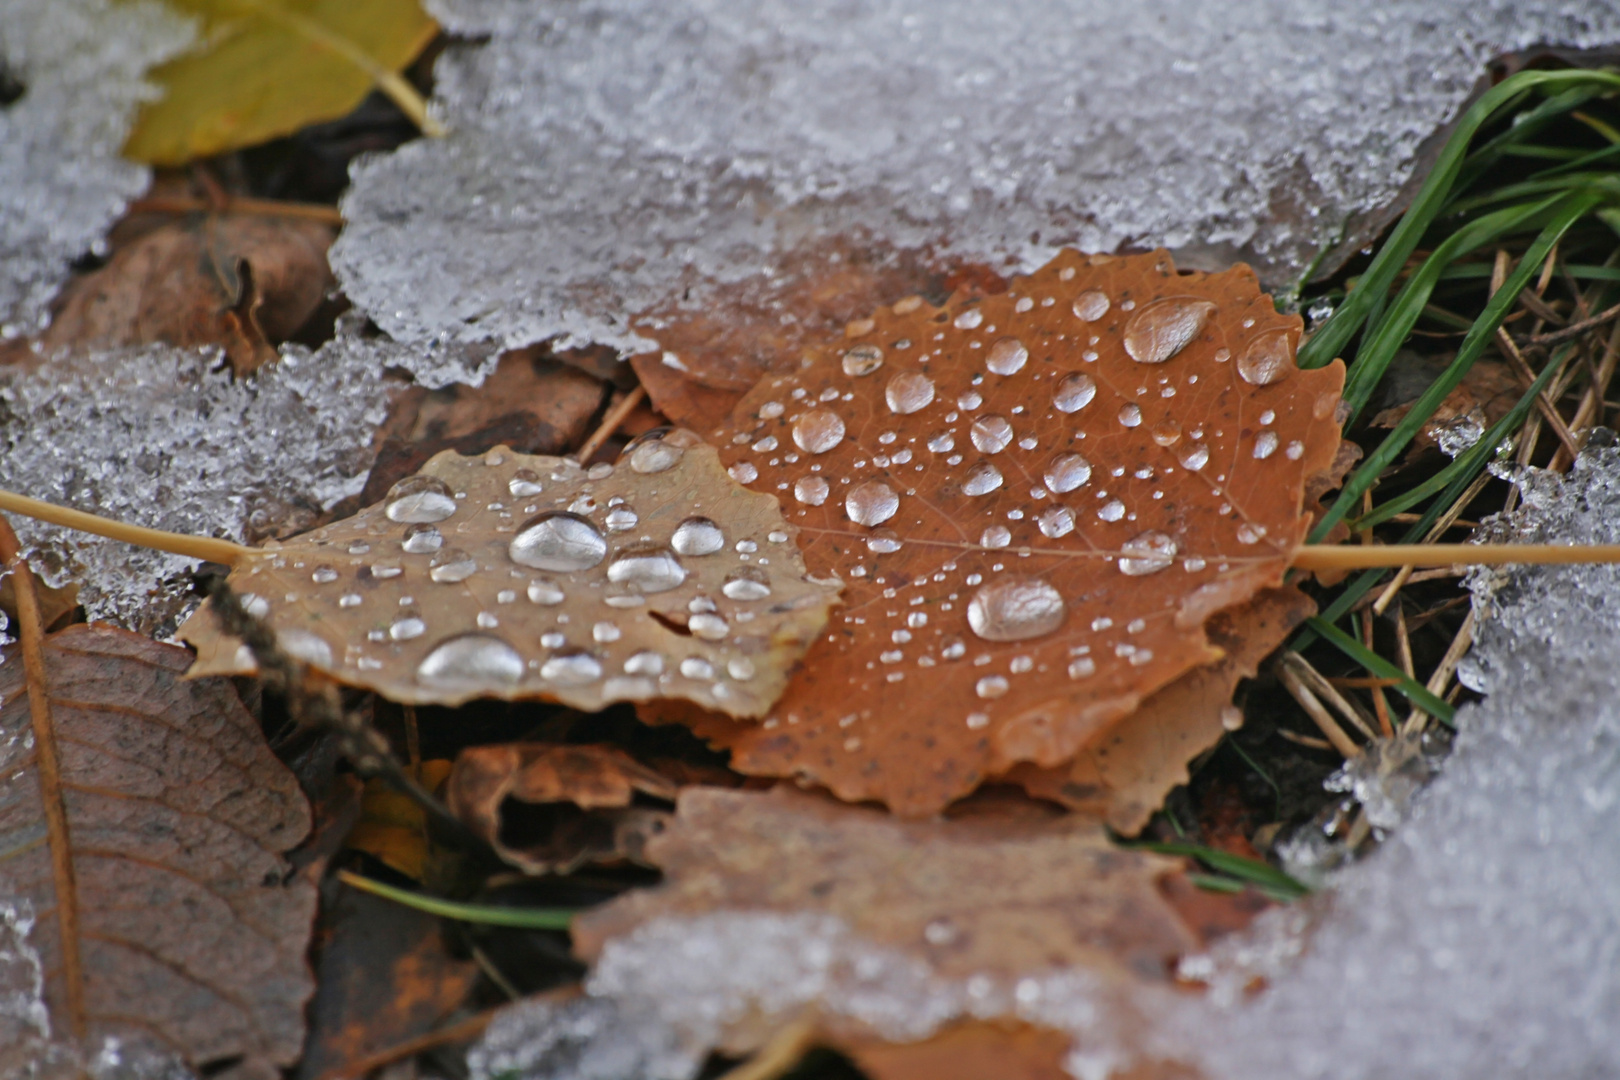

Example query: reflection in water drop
[980,525,1011,548]
[1118,403,1142,427]
[846,481,900,526]
[429,549,478,583]
[962,461,1004,496]
[886,372,936,415]
[510,512,607,571]
[1098,499,1126,521]
[722,569,772,600]
[792,408,846,454]
[417,634,525,686]
[1044,453,1092,494]
[1178,443,1210,470]
[1053,372,1097,413]
[967,576,1067,641]
[672,517,726,555]
[1123,297,1218,364]
[1037,505,1075,538]
[607,546,688,592]
[986,337,1028,375]
[1151,420,1182,447]
[1072,290,1110,322]
[1238,328,1294,385]
[540,650,604,685]
[385,475,458,523]
[402,524,443,554]
[1118,531,1178,575]
[970,415,1014,454]
[508,469,544,497]
[1253,430,1279,459]
[842,344,884,376]
[794,475,830,506]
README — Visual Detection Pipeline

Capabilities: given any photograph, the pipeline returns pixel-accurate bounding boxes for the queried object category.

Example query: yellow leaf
[124,0,440,166]
[345,759,454,882]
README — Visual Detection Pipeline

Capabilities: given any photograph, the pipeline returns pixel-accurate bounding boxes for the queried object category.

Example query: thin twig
[1402,610,1475,736]
[717,1017,818,1080]
[1526,298,1620,346]
[1281,652,1379,741]
[0,489,247,565]
[1277,661,1362,758]
[1363,612,1393,737]
[575,385,647,464]
[314,1004,513,1080]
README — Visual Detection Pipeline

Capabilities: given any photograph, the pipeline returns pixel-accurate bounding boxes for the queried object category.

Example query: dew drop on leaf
[1044,453,1092,494]
[970,415,1014,454]
[1238,328,1294,385]
[385,475,458,523]
[792,408,846,453]
[402,523,444,554]
[794,475,830,505]
[540,649,604,685]
[842,344,884,376]
[966,576,1067,642]
[986,337,1028,375]
[1177,443,1210,470]
[672,517,726,556]
[416,634,525,686]
[1117,531,1178,575]
[510,511,608,571]
[723,569,772,600]
[962,461,1004,496]
[527,578,565,605]
[1036,505,1075,538]
[429,548,479,583]
[1071,290,1110,322]
[607,545,688,592]
[1118,403,1142,427]
[508,469,544,497]
[846,480,900,526]
[885,372,936,414]
[629,440,685,474]
[389,613,426,641]
[1123,297,1218,364]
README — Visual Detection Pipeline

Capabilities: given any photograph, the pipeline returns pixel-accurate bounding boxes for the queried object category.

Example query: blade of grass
[1305,618,1457,727]
[1132,842,1309,899]
[337,870,577,929]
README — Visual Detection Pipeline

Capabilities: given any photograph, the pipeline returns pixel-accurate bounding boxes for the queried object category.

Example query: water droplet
[1151,420,1182,447]
[1071,290,1110,322]
[604,506,639,532]
[846,480,900,526]
[607,544,688,592]
[339,593,362,608]
[1258,409,1276,426]
[842,344,884,376]
[1118,403,1142,428]
[1098,499,1126,522]
[1053,372,1097,413]
[429,548,478,583]
[277,630,331,667]
[760,401,785,419]
[967,576,1067,641]
[417,634,525,686]
[625,651,664,676]
[907,611,929,628]
[402,524,443,554]
[1236,523,1267,545]
[927,431,955,453]
[957,390,983,411]
[975,675,1009,699]
[527,578,565,605]
[1239,328,1294,385]
[886,372,936,414]
[680,657,715,680]
[942,638,967,659]
[1119,531,1177,575]
[385,475,458,523]
[966,712,990,729]
[389,613,426,641]
[689,613,729,640]
[727,657,756,681]
[1286,440,1305,460]
[510,511,607,571]
[240,593,271,618]
[730,462,759,483]
[1036,505,1075,538]
[508,469,544,497]
[792,408,846,454]
[752,435,778,453]
[629,439,684,474]
[962,461,1004,496]
[1123,297,1217,364]
[723,569,772,600]
[477,612,499,629]
[1253,430,1279,459]
[540,650,603,686]
[1068,657,1096,679]
[593,621,622,643]
[954,308,984,329]
[689,596,717,614]
[672,517,726,556]
[311,565,339,584]
[794,475,830,505]
[981,525,1011,548]
[1178,443,1210,470]
[970,415,1014,454]
[1044,453,1092,494]
[347,541,372,556]
[986,337,1028,375]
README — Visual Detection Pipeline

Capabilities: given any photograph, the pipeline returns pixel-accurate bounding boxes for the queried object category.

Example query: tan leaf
[447,743,677,875]
[178,434,842,715]
[0,623,316,1072]
[645,249,1345,816]
[1006,586,1316,834]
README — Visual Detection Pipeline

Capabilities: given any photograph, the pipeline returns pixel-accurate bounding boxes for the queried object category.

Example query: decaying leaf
[179,434,842,715]
[448,743,677,875]
[38,212,335,375]
[124,0,439,166]
[648,249,1344,816]
[842,1021,1079,1080]
[344,760,454,882]
[0,624,317,1072]
[1008,586,1316,834]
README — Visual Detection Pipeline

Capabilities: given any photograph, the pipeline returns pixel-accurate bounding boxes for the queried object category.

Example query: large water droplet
[1053,373,1097,413]
[1037,506,1075,538]
[794,476,830,505]
[1123,297,1218,364]
[981,525,1011,548]
[629,439,684,474]
[607,545,687,592]
[417,634,525,686]
[970,415,1014,454]
[962,461,1004,496]
[1119,531,1178,575]
[927,431,955,453]
[604,507,639,532]
[1253,430,1279,459]
[402,524,443,554]
[842,344,884,376]
[1098,499,1126,522]
[282,630,333,667]
[540,650,604,686]
[385,476,458,523]
[1044,453,1092,494]
[885,372,936,414]
[510,512,607,571]
[1151,420,1182,447]
[954,308,984,329]
[508,469,544,497]
[846,481,899,526]
[672,517,725,555]
[1118,403,1142,427]
[624,650,664,676]
[527,578,565,605]
[986,337,1028,375]
[1072,290,1110,322]
[429,548,478,583]
[967,576,1067,641]
[689,613,729,640]
[792,408,846,454]
[1238,328,1294,385]
[1178,443,1210,470]
[723,568,772,600]
[390,613,426,641]
[866,529,902,554]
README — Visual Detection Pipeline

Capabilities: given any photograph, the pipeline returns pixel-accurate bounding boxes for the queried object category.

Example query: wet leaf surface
[0,624,316,1072]
[649,250,1345,816]
[179,434,841,715]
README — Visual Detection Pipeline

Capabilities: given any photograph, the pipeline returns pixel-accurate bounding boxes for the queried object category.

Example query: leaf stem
[0,490,249,566]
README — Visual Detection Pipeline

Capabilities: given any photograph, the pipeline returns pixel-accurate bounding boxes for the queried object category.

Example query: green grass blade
[1449,84,1608,194]
[1134,842,1310,899]
[338,870,577,929]
[1305,618,1457,726]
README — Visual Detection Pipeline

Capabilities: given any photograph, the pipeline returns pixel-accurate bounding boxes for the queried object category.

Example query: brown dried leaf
[650,249,1344,816]
[39,213,335,375]
[0,624,316,1072]
[843,1020,1074,1080]
[447,743,677,875]
[1006,586,1316,834]
[178,434,841,715]
[1370,354,1519,455]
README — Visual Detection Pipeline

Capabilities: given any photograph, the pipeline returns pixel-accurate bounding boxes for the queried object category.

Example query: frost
[0,0,194,338]
[0,332,405,637]
[335,0,1620,368]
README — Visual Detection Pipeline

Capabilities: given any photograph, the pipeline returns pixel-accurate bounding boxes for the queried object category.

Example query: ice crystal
[0,334,404,637]
[335,0,1620,369]
[0,0,194,338]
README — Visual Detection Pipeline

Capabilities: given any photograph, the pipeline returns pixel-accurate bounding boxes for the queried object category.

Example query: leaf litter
[178,432,842,715]
[651,250,1344,816]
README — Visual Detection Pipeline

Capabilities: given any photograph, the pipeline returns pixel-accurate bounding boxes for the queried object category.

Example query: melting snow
[0,0,193,339]
[0,332,404,637]
[334,0,1620,374]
